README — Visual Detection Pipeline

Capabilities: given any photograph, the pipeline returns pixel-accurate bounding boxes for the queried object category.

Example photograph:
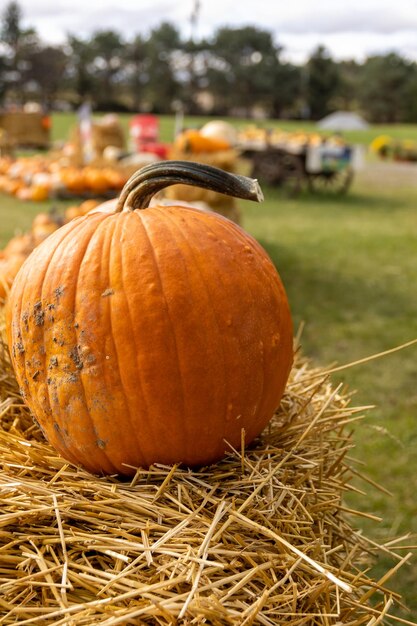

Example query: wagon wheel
[252,151,304,196]
[277,153,304,197]
[307,167,354,195]
[251,151,282,185]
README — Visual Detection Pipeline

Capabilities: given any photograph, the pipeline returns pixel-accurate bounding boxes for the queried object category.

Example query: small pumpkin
[31,212,62,245]
[30,184,50,202]
[0,254,27,301]
[175,129,231,154]
[2,233,35,258]
[7,161,293,475]
[84,167,109,194]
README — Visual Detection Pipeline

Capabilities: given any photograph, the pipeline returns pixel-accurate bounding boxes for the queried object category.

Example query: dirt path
[356,160,417,189]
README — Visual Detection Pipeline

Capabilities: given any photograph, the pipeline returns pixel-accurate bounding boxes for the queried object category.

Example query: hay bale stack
[91,116,126,155]
[166,149,242,224]
[0,111,50,149]
[68,116,126,164]
[0,331,411,624]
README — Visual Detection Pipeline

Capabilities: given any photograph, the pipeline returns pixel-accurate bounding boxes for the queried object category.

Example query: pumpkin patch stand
[0,162,414,624]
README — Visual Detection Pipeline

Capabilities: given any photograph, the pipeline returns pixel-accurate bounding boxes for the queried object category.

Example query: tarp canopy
[317,111,369,131]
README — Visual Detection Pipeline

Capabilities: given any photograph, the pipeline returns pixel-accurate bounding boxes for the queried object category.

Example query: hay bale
[68,117,126,163]
[0,111,50,149]
[0,332,412,624]
[91,119,125,155]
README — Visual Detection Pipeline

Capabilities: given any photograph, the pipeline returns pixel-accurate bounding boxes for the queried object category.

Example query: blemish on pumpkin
[96,439,107,449]
[33,302,44,326]
[69,346,83,370]
[32,370,40,380]
[49,356,58,368]
[67,373,78,383]
[55,286,64,300]
[16,341,25,355]
[101,288,114,297]
[53,422,67,445]
[47,303,55,310]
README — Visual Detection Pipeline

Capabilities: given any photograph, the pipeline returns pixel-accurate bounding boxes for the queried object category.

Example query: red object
[130,115,159,147]
[140,142,169,159]
[129,115,169,158]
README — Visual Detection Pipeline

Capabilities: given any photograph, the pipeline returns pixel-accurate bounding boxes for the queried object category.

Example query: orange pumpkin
[60,168,86,195]
[64,205,84,222]
[30,184,50,202]
[84,168,109,194]
[7,161,293,475]
[31,212,62,245]
[175,130,231,153]
[3,233,35,258]
[0,254,27,301]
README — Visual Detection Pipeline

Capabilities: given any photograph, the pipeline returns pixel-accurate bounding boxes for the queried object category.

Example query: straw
[0,330,415,625]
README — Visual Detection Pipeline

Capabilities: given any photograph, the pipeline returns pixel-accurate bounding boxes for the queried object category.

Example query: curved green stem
[116,160,264,212]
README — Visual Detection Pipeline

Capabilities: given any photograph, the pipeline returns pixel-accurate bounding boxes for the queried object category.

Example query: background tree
[270,59,302,119]
[332,60,361,112]
[144,23,182,113]
[27,45,68,108]
[67,36,95,105]
[0,54,7,103]
[1,1,39,103]
[206,26,281,116]
[126,34,148,111]
[305,45,340,120]
[89,30,125,109]
[359,53,417,123]
[1,1,21,70]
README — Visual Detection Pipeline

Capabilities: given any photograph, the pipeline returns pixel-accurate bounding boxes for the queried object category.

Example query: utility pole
[186,0,201,115]
[190,0,201,43]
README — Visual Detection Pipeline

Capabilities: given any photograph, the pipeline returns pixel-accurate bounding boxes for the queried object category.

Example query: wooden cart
[240,140,355,196]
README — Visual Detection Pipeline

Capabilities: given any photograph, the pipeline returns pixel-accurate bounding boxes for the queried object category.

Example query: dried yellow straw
[0,334,415,625]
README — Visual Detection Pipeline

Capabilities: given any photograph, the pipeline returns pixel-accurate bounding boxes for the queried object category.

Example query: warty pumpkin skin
[7,161,293,475]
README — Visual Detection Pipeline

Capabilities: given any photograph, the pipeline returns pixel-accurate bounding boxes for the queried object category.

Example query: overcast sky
[14,0,417,64]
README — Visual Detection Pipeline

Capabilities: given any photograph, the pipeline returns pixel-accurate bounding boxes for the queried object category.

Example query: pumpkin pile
[0,200,101,301]
[0,155,130,201]
[237,125,348,153]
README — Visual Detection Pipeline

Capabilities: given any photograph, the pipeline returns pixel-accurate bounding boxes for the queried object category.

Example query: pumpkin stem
[116,160,264,211]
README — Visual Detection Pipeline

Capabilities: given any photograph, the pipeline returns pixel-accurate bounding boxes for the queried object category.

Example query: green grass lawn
[2,116,417,617]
